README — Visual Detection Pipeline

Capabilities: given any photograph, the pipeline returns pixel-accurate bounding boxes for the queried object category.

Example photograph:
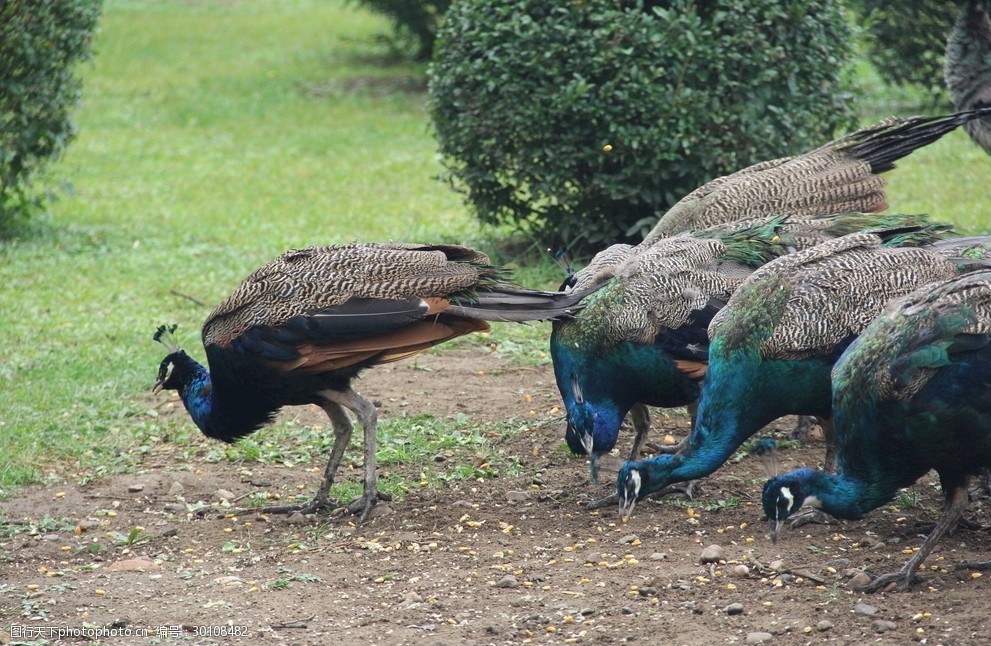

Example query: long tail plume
[840,107,991,172]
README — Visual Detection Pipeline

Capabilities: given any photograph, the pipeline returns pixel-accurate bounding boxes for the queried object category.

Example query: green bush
[429,0,857,251]
[0,0,102,225]
[352,0,451,61]
[851,0,960,99]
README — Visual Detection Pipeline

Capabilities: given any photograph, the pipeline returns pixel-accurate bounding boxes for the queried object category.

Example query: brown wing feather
[280,316,490,373]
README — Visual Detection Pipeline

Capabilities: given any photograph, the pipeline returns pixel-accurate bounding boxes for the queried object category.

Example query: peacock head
[151,324,204,396]
[616,455,678,522]
[761,468,816,543]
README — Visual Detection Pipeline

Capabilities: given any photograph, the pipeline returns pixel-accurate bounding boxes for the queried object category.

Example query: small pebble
[816,620,833,632]
[128,484,144,493]
[768,559,785,572]
[168,482,184,496]
[873,620,897,633]
[699,544,725,564]
[848,572,872,590]
[505,491,530,503]
[746,632,773,643]
[724,603,745,616]
[854,603,878,616]
[579,608,595,616]
[621,606,635,615]
[398,591,423,608]
[730,564,750,577]
[496,575,519,589]
[286,512,308,525]
[213,489,235,501]
[158,527,179,538]
[617,534,639,545]
[650,552,667,561]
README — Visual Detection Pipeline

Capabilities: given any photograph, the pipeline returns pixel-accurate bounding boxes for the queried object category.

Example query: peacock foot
[579,480,698,513]
[914,515,983,534]
[857,568,920,593]
[788,509,835,529]
[577,493,618,510]
[256,494,337,517]
[643,441,682,455]
[954,559,991,571]
[660,479,698,500]
[342,489,394,524]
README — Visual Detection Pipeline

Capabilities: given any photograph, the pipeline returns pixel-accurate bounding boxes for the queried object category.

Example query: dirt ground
[3,345,991,645]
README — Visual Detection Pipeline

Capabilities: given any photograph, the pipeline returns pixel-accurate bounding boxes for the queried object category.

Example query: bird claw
[857,569,918,593]
[256,495,336,517]
[342,490,393,524]
[577,493,618,510]
[787,509,834,529]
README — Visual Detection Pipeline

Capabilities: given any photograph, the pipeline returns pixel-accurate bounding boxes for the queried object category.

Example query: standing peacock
[152,242,590,522]
[553,213,940,500]
[762,270,991,592]
[616,230,991,521]
[556,108,991,491]
[945,0,991,155]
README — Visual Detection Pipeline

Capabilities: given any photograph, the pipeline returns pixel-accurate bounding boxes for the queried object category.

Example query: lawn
[0,0,987,494]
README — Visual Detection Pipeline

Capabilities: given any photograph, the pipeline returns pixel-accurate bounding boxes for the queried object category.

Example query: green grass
[1,0,988,495]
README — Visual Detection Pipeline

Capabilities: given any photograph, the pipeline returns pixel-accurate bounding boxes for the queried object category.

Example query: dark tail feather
[450,287,595,322]
[843,107,991,172]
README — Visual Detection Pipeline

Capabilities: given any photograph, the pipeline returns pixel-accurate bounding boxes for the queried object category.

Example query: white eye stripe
[778,486,794,514]
[630,470,641,496]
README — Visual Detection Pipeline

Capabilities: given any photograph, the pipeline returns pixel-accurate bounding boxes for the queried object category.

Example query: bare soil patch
[3,346,991,645]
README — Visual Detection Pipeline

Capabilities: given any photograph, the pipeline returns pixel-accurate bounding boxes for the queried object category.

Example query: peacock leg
[789,415,817,442]
[819,418,836,473]
[258,400,353,515]
[861,479,970,593]
[333,388,391,524]
[626,404,651,461]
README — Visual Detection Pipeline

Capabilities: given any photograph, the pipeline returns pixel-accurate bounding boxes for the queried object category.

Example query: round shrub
[429,0,856,251]
[0,0,102,224]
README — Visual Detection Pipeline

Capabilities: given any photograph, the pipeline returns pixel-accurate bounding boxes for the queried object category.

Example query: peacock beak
[769,519,782,544]
[618,498,635,524]
[152,379,166,395]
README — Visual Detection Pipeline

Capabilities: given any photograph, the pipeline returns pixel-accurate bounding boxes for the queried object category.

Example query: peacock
[556,108,991,492]
[616,230,991,521]
[945,0,991,155]
[762,270,991,592]
[152,242,590,522]
[553,213,941,503]
[642,108,991,242]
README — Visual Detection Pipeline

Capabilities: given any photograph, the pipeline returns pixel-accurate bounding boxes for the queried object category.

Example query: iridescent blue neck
[177,361,215,435]
[794,470,887,520]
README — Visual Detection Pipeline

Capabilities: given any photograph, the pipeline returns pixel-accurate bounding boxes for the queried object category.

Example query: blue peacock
[554,108,991,502]
[762,269,991,592]
[152,242,590,522]
[616,230,991,520]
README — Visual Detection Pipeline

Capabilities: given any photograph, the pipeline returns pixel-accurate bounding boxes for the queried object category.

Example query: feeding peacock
[152,242,590,522]
[945,0,991,155]
[617,230,991,521]
[556,108,991,493]
[762,269,991,592]
[553,213,941,502]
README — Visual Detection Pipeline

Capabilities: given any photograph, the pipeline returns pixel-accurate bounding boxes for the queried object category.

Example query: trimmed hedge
[429,0,857,251]
[0,0,102,224]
